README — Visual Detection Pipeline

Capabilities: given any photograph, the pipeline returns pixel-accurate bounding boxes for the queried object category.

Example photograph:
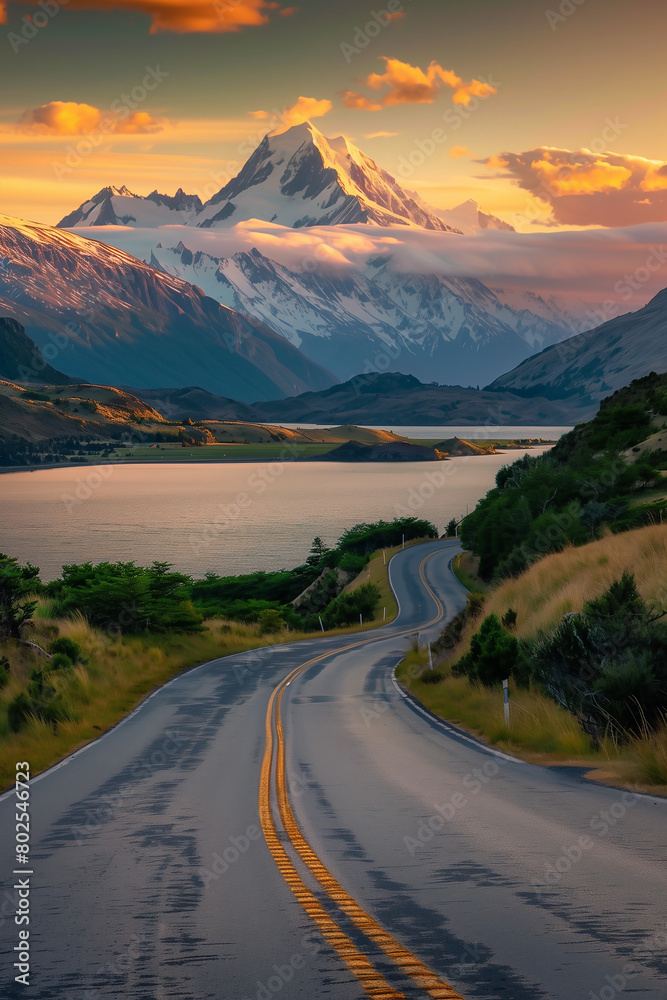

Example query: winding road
[1,540,665,999]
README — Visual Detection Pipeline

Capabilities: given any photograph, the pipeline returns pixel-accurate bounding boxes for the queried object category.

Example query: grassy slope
[397,524,667,792]
[0,543,418,790]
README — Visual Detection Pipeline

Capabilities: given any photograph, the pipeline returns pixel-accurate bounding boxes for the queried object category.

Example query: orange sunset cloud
[251,96,333,127]
[3,0,289,33]
[18,101,165,135]
[343,58,497,109]
[487,147,667,226]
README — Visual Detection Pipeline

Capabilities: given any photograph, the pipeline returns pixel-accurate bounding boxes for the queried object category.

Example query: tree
[306,537,329,567]
[455,614,519,687]
[445,518,459,538]
[0,554,40,639]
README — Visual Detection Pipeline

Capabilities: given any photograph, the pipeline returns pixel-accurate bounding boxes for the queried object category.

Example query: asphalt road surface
[1,539,665,999]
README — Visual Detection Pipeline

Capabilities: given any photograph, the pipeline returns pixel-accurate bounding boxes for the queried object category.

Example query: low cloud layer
[82,218,667,326]
[18,101,165,135]
[343,58,497,110]
[487,147,667,227]
[3,0,295,33]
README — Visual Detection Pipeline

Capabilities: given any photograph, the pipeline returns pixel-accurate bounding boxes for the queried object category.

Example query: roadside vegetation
[398,526,667,790]
[398,371,667,793]
[0,518,437,789]
[461,372,667,581]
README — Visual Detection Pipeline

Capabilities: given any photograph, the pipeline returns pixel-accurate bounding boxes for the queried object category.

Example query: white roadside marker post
[503,678,510,728]
[428,642,433,671]
[319,616,324,632]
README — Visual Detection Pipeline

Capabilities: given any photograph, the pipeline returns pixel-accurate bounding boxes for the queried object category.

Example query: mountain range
[0,215,334,401]
[7,120,665,412]
[145,242,573,386]
[52,121,582,386]
[58,122,460,233]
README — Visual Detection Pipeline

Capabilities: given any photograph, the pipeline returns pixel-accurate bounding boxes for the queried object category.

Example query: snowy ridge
[57,186,203,229]
[149,241,574,385]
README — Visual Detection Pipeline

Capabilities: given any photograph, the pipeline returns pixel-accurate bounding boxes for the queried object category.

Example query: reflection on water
[0,448,552,580]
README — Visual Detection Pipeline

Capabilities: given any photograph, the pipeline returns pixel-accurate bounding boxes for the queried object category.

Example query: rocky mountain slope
[0,215,335,401]
[488,288,667,403]
[0,317,72,384]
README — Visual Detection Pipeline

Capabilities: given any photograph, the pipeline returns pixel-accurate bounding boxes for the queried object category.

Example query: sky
[1,0,666,229]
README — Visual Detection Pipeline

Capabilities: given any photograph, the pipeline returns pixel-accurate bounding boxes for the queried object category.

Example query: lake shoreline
[0,440,556,476]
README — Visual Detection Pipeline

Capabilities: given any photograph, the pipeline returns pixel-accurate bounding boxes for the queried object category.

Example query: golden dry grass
[397,525,667,792]
[453,524,667,658]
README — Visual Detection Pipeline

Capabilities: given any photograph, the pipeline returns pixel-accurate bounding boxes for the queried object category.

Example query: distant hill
[312,439,444,462]
[129,386,258,422]
[252,372,596,426]
[0,317,72,385]
[0,379,166,446]
[488,288,667,403]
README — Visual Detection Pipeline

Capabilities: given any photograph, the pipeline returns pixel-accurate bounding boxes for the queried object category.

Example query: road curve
[1,540,665,1000]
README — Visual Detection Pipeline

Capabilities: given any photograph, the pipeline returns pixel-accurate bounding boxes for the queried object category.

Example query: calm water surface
[0,448,552,580]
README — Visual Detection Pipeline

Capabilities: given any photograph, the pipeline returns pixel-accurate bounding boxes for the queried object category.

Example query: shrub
[50,653,73,670]
[422,670,444,684]
[522,573,667,736]
[338,553,368,573]
[0,554,40,639]
[501,609,517,631]
[432,593,485,656]
[454,614,519,687]
[49,637,82,662]
[321,583,380,629]
[0,656,9,689]
[8,692,32,732]
[258,609,286,634]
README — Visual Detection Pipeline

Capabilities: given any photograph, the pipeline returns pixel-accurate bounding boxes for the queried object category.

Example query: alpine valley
[2,122,665,409]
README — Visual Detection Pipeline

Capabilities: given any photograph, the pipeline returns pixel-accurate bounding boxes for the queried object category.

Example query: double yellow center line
[259,551,465,999]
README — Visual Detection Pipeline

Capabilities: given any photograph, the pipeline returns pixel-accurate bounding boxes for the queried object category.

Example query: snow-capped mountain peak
[194,121,461,232]
[56,186,203,229]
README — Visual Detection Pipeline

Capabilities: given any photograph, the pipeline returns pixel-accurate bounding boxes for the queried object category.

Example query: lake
[0,444,554,581]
